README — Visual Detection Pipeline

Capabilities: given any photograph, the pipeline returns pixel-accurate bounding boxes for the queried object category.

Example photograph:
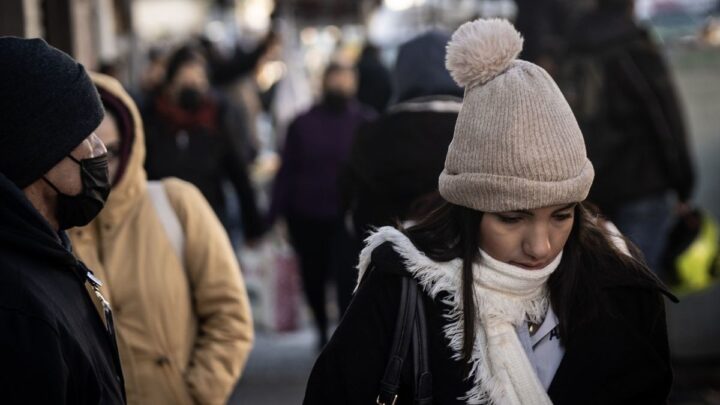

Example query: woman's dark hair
[403,198,665,363]
[97,87,134,186]
[164,44,206,86]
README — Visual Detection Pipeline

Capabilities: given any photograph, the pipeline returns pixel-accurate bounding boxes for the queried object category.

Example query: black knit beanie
[0,37,104,189]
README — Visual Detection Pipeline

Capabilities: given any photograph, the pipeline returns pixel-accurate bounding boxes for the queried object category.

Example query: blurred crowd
[1,0,719,404]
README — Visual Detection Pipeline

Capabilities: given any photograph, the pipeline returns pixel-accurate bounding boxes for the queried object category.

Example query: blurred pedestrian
[561,0,696,272]
[0,37,125,404]
[305,19,675,404]
[269,62,375,349]
[338,30,463,315]
[135,47,168,111]
[142,44,264,243]
[355,43,393,114]
[343,30,464,239]
[514,0,593,75]
[199,31,279,88]
[68,73,253,405]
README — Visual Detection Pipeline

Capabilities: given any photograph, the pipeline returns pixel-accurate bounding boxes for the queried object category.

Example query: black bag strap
[413,290,433,404]
[376,276,432,405]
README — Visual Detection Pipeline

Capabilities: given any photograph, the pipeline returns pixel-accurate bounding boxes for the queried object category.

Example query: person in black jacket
[342,30,464,238]
[561,0,695,273]
[305,19,674,405]
[0,37,125,404]
[142,44,265,242]
[336,31,463,316]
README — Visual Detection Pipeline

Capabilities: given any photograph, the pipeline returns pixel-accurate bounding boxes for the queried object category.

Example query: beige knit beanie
[439,18,594,212]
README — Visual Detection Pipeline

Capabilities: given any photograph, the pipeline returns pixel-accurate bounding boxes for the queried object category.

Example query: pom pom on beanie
[439,19,595,212]
[445,18,523,88]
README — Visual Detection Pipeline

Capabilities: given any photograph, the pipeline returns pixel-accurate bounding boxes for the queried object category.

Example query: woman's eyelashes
[552,212,574,222]
[497,214,523,224]
[495,212,573,224]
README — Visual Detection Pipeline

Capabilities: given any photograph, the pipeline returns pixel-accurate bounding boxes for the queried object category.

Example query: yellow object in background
[673,212,720,296]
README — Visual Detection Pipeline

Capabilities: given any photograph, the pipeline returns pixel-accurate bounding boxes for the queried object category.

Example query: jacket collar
[0,173,78,267]
[387,95,462,115]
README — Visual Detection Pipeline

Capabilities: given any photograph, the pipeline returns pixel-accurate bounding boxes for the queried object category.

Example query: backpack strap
[146,180,185,261]
[376,275,432,405]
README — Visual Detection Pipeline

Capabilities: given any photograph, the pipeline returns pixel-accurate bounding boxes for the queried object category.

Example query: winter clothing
[270,100,375,343]
[440,19,594,213]
[565,10,695,211]
[357,229,563,404]
[304,228,673,404]
[342,30,462,236]
[270,101,375,221]
[69,74,253,405]
[0,36,104,189]
[455,248,562,404]
[0,171,125,404]
[142,89,264,239]
[393,31,463,103]
[562,10,694,273]
[343,97,461,235]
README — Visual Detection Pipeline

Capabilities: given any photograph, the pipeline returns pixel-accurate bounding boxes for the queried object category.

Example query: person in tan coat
[69,72,253,405]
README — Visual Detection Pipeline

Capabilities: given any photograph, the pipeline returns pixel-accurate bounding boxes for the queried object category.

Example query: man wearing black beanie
[0,37,126,404]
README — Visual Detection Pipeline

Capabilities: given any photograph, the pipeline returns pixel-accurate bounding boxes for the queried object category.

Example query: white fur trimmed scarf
[357,226,561,405]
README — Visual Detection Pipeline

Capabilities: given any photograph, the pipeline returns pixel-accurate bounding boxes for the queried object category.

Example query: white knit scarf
[357,227,562,405]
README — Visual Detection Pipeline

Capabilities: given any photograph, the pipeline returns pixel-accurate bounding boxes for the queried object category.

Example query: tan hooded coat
[69,73,253,405]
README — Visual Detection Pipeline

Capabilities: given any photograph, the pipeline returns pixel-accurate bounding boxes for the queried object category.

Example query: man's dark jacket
[0,173,126,404]
[565,11,695,212]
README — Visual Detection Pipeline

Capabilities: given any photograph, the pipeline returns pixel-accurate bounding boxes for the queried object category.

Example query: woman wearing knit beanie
[303,19,675,405]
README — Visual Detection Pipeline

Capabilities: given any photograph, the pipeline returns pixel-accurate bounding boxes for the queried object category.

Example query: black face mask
[178,86,204,112]
[43,154,111,230]
[323,90,351,112]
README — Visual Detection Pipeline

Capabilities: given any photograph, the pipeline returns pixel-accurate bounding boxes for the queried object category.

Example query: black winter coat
[341,96,461,237]
[0,173,126,404]
[565,12,694,212]
[304,241,674,405]
[143,91,264,239]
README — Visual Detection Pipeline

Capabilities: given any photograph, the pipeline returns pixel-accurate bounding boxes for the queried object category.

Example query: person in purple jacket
[269,62,376,349]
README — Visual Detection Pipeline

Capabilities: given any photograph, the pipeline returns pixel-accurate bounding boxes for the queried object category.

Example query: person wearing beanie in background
[337,30,464,317]
[342,30,465,239]
[68,73,254,405]
[304,19,675,405]
[0,38,125,404]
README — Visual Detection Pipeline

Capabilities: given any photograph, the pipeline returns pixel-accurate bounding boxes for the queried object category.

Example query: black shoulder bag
[376,276,432,405]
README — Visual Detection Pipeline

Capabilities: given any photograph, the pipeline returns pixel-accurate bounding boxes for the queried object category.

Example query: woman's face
[480,203,577,270]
